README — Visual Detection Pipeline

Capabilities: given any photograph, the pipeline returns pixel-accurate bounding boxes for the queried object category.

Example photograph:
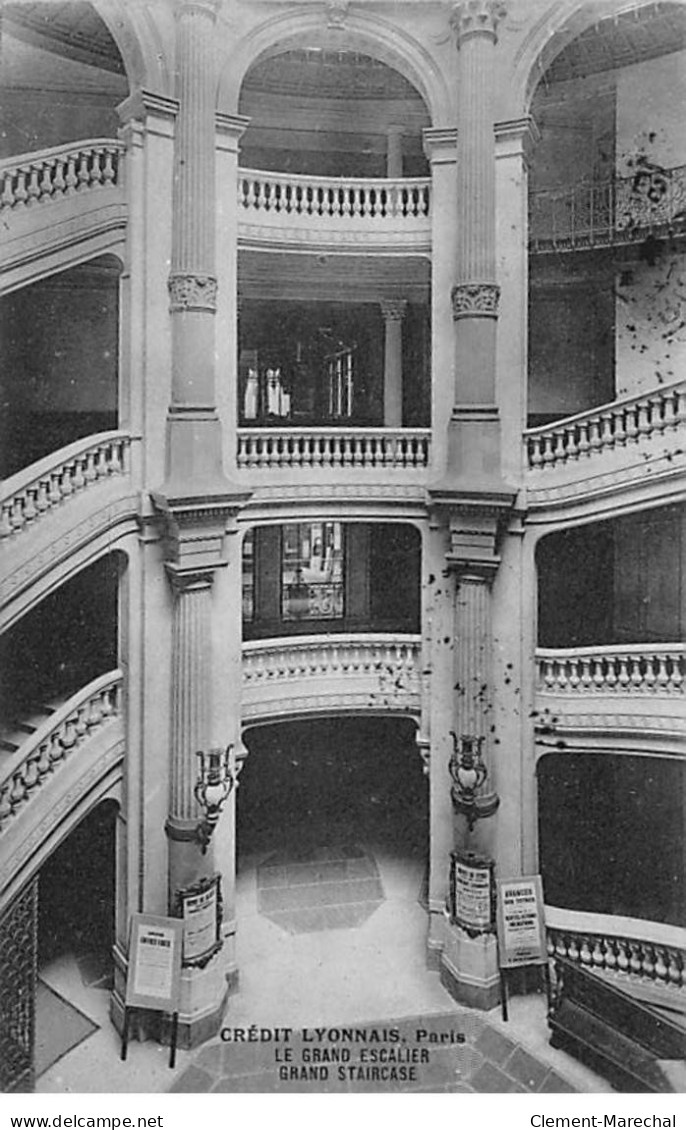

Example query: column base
[439,920,501,1011]
[110,946,231,1050]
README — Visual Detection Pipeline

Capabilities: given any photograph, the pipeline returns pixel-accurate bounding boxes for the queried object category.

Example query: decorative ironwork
[0,880,37,1093]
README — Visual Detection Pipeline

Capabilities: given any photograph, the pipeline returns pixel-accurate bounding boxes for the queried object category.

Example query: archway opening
[526,3,686,426]
[235,716,430,1020]
[35,799,118,1079]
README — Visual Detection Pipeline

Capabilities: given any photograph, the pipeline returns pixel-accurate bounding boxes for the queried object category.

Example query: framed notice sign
[449,850,496,935]
[125,913,182,1012]
[496,875,547,969]
[174,873,223,967]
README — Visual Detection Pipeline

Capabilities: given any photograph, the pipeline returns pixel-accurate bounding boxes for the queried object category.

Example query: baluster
[612,406,627,446]
[53,157,66,196]
[577,421,590,456]
[542,432,556,466]
[617,655,631,690]
[650,393,665,435]
[36,739,52,781]
[528,436,543,469]
[0,501,14,538]
[26,165,41,206]
[74,705,89,738]
[643,653,657,692]
[600,412,614,450]
[9,771,27,813]
[588,417,602,454]
[542,658,555,691]
[109,441,123,476]
[567,934,580,963]
[562,423,577,461]
[60,717,78,750]
[1,172,15,208]
[22,487,37,524]
[10,496,25,534]
[666,951,683,987]
[629,654,644,691]
[0,786,12,826]
[628,942,642,977]
[39,160,54,202]
[616,939,630,974]
[670,654,683,693]
[35,477,50,513]
[555,932,567,960]
[84,449,98,483]
[567,658,579,692]
[592,656,605,692]
[102,148,116,186]
[23,750,42,792]
[72,456,86,491]
[553,429,565,463]
[77,151,91,190]
[624,403,639,442]
[48,469,64,505]
[655,653,670,692]
[675,388,686,428]
[579,936,592,965]
[641,945,655,980]
[603,937,617,972]
[14,169,29,206]
[49,731,66,766]
[604,655,617,690]
[591,937,605,968]
[91,149,104,186]
[654,948,668,983]
[636,398,652,440]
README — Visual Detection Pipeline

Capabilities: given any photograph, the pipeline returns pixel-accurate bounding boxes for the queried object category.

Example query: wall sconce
[449,733,499,831]
[194,745,235,854]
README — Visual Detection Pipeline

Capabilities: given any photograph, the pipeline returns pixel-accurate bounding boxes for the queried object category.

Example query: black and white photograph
[0,0,684,1107]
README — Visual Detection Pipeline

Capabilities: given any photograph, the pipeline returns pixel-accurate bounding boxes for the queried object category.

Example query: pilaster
[380,298,407,428]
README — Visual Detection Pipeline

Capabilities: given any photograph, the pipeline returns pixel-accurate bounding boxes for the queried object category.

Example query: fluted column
[166,0,224,487]
[446,0,507,486]
[168,574,211,827]
[380,298,407,427]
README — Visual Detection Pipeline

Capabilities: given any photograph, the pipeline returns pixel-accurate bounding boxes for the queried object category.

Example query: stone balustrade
[546,907,685,992]
[525,380,685,473]
[536,645,684,696]
[0,432,133,540]
[0,140,124,211]
[243,633,421,721]
[0,670,122,830]
[239,169,430,221]
[237,427,431,471]
[530,163,686,252]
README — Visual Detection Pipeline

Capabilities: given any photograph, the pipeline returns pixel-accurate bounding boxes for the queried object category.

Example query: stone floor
[36,823,613,1094]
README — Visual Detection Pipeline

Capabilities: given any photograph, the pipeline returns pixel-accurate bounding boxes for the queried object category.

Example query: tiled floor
[36,827,613,1094]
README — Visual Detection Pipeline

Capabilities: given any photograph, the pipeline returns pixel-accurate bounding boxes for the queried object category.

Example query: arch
[91,0,173,97]
[217,8,452,127]
[511,0,682,117]
[0,729,124,912]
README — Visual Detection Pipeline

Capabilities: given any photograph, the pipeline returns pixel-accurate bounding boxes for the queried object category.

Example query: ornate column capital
[380,298,408,324]
[168,272,218,312]
[451,282,500,320]
[451,0,507,45]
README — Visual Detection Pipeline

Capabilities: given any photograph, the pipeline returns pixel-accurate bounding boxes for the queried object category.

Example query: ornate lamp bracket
[449,732,499,830]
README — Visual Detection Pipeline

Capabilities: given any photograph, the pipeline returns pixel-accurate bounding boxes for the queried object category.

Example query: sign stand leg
[120,1006,130,1061]
[500,970,509,1022]
[543,959,552,1010]
[169,1011,179,1069]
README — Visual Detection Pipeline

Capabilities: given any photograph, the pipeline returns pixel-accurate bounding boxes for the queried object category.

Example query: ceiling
[243,49,424,104]
[544,2,686,84]
[3,1,124,74]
